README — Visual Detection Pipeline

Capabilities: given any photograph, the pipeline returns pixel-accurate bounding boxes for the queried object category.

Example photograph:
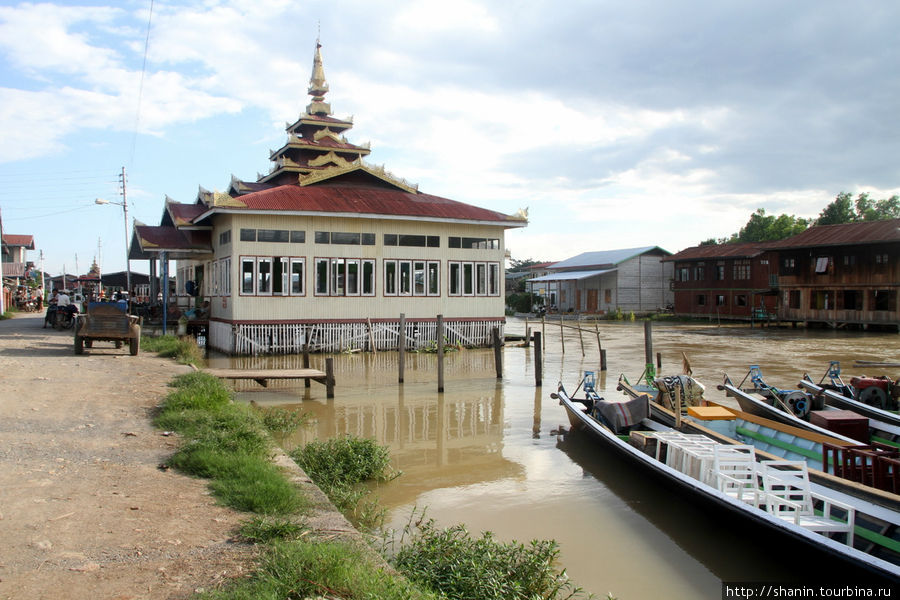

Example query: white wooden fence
[209,318,504,356]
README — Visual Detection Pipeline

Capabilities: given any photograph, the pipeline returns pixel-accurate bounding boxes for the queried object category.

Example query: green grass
[238,516,307,544]
[196,539,439,600]
[142,334,204,365]
[155,372,304,515]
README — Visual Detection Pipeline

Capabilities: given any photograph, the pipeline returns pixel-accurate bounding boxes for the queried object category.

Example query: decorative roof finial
[306,38,331,115]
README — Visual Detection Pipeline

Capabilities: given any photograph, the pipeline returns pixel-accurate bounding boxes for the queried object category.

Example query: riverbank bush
[141,334,204,366]
[290,436,396,530]
[392,517,587,600]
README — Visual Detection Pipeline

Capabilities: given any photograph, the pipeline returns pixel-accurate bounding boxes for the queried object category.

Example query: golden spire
[306,39,332,116]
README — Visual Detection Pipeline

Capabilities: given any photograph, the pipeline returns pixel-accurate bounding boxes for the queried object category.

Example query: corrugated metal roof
[132,225,211,259]
[201,181,525,225]
[665,241,777,261]
[550,246,669,270]
[166,203,207,226]
[769,218,900,249]
[528,268,617,282]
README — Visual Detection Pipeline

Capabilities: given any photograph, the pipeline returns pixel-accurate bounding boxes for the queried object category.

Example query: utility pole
[119,167,132,304]
[39,249,45,296]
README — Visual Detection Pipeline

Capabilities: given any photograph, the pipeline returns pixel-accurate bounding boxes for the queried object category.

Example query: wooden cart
[74,302,142,356]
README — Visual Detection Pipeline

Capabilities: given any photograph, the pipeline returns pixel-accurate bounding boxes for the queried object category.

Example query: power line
[130,0,155,167]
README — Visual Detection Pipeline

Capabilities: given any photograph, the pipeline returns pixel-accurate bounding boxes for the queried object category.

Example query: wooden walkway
[204,365,334,397]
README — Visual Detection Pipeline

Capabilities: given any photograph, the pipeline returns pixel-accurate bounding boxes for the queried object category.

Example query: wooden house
[528,246,672,314]
[131,42,527,354]
[770,218,900,329]
[666,242,780,321]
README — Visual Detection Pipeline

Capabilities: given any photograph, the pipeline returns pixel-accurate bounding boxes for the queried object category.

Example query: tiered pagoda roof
[135,40,526,260]
[257,40,372,187]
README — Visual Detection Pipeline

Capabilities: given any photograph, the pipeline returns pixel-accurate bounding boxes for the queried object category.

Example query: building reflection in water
[226,349,525,507]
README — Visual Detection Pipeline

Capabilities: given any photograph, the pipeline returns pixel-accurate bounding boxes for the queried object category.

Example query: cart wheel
[115,341,123,349]
[130,327,140,356]
[74,335,84,355]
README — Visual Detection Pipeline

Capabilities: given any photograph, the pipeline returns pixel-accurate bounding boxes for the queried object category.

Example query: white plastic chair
[760,460,855,546]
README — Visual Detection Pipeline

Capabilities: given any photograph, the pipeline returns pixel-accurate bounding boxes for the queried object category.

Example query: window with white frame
[476,263,487,295]
[384,260,438,296]
[220,257,232,296]
[448,261,501,296]
[241,257,255,294]
[290,258,304,295]
[315,257,374,296]
[488,263,499,296]
[449,262,461,296]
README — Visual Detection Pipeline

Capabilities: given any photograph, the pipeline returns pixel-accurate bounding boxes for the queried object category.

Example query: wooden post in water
[594,320,602,353]
[437,314,445,393]
[534,332,543,386]
[303,341,311,388]
[657,352,662,370]
[600,348,607,371]
[492,327,502,379]
[325,357,335,399]
[524,317,530,348]
[367,317,377,353]
[559,314,565,353]
[398,313,406,383]
[541,316,546,350]
[577,320,585,356]
[643,321,653,367]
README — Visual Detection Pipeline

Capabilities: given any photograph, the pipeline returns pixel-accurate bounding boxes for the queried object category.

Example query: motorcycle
[53,304,79,330]
[43,304,58,328]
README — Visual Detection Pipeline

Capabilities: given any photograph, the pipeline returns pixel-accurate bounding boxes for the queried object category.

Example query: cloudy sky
[1,0,898,276]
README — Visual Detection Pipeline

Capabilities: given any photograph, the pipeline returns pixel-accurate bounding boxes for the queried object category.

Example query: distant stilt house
[528,246,673,314]
[667,219,900,330]
[771,219,900,330]
[131,42,527,354]
[666,242,780,322]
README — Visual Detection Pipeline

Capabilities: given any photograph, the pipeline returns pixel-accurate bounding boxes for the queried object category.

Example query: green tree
[734,208,809,242]
[817,192,858,225]
[817,191,900,225]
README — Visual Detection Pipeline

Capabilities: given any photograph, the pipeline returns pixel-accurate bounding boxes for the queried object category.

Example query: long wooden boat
[799,378,900,446]
[722,373,900,451]
[555,381,900,582]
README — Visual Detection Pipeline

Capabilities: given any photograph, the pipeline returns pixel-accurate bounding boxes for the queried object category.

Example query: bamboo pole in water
[398,313,406,383]
[437,314,445,393]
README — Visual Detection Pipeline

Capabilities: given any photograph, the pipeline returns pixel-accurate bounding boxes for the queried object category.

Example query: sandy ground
[0,311,257,599]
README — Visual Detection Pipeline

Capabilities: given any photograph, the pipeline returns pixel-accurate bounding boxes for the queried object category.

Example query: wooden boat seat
[760,460,855,546]
[712,445,761,506]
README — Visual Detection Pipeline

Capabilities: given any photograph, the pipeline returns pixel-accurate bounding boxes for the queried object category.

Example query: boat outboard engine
[779,390,811,418]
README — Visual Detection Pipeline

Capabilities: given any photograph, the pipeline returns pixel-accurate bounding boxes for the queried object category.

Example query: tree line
[701,191,900,245]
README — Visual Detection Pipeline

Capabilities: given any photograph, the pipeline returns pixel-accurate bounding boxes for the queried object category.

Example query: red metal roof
[769,218,900,249]
[166,202,207,226]
[2,234,34,248]
[132,225,211,258]
[209,181,525,225]
[665,241,778,261]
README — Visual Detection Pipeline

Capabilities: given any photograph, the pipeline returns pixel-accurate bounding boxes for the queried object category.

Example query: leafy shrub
[392,518,587,600]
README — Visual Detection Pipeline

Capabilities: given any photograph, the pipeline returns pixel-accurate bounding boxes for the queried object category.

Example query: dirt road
[0,312,254,599]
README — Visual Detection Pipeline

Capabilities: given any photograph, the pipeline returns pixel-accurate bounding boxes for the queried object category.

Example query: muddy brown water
[209,318,900,598]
